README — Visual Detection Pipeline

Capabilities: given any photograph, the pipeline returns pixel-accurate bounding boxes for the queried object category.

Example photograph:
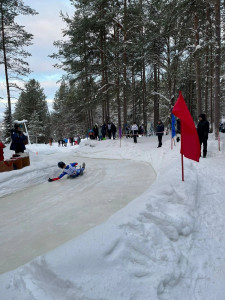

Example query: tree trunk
[132,66,136,123]
[115,24,122,131]
[140,0,147,129]
[214,0,221,138]
[1,5,12,129]
[142,57,147,128]
[204,1,210,117]
[116,73,121,131]
[167,40,172,100]
[100,28,107,124]
[154,63,159,129]
[209,3,214,129]
[194,13,202,117]
[123,0,127,127]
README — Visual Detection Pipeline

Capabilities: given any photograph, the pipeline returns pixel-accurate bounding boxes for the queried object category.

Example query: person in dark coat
[107,122,112,139]
[111,123,117,140]
[176,119,181,142]
[197,113,209,158]
[156,120,164,148]
[139,124,145,136]
[93,124,98,140]
[10,123,28,154]
[101,123,107,139]
[70,137,74,146]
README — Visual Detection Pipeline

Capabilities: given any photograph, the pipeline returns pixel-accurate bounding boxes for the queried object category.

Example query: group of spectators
[88,122,117,140]
[0,113,211,163]
[58,137,81,147]
[125,123,145,138]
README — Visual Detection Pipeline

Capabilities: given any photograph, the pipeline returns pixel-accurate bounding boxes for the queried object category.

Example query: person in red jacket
[0,140,6,161]
[48,161,85,182]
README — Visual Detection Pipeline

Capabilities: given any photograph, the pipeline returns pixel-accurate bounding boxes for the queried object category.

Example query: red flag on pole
[172,91,200,163]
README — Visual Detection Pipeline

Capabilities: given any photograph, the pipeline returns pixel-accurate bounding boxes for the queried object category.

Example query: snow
[0,134,225,299]
[195,45,202,51]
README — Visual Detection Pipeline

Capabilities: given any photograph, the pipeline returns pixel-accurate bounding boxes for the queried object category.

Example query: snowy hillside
[0,134,225,300]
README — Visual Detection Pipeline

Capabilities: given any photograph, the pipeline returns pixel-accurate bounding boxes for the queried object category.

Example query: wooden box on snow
[22,155,30,167]
[11,157,23,170]
[0,160,14,173]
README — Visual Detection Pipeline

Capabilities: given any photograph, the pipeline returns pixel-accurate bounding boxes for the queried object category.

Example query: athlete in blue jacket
[48,161,85,182]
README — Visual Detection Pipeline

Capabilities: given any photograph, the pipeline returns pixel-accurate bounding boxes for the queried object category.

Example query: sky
[1,134,225,299]
[0,0,74,121]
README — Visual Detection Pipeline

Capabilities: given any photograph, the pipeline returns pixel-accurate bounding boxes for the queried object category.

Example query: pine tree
[0,0,37,129]
[14,79,50,142]
[2,106,11,142]
[28,111,45,143]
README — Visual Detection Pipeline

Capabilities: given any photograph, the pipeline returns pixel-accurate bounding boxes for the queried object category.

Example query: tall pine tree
[0,0,37,129]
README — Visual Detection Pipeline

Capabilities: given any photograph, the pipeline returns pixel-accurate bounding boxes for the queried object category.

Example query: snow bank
[0,134,225,299]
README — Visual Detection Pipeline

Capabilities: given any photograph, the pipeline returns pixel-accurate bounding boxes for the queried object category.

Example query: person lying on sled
[48,161,85,182]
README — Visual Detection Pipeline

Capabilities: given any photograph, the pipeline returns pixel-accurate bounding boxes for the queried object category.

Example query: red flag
[172,91,200,162]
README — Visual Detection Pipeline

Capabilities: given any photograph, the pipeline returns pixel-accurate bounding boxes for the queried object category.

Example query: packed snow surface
[0,134,225,300]
[0,154,155,273]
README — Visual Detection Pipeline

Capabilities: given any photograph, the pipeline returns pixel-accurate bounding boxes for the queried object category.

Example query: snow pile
[0,134,225,299]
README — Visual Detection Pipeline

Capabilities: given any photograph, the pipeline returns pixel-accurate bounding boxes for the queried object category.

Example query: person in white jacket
[131,121,138,143]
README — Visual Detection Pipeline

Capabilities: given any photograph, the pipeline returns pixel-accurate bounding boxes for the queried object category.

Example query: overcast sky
[0,0,73,121]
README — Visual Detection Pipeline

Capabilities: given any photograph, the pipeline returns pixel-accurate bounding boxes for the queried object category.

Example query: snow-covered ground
[0,134,225,299]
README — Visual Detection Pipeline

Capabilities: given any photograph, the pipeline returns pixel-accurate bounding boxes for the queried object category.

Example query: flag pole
[181,154,184,181]
[119,127,122,148]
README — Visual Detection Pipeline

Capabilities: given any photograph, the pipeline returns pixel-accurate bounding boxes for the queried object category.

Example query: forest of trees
[1,0,224,142]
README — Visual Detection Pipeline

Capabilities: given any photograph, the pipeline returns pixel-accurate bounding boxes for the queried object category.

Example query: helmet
[58,161,65,168]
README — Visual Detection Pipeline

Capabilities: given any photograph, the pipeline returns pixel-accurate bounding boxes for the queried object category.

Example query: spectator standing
[93,124,98,140]
[64,138,68,146]
[70,137,74,146]
[131,121,138,143]
[88,129,94,139]
[156,120,164,148]
[107,122,112,139]
[111,123,117,140]
[0,140,6,161]
[98,126,103,141]
[176,119,181,142]
[10,123,28,154]
[101,123,107,139]
[139,123,145,136]
[197,114,209,158]
[77,136,81,144]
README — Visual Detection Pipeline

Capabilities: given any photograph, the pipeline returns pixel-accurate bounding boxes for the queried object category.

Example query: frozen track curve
[0,156,155,274]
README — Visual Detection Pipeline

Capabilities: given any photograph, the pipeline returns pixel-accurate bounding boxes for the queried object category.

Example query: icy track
[2,136,225,299]
[0,154,155,274]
